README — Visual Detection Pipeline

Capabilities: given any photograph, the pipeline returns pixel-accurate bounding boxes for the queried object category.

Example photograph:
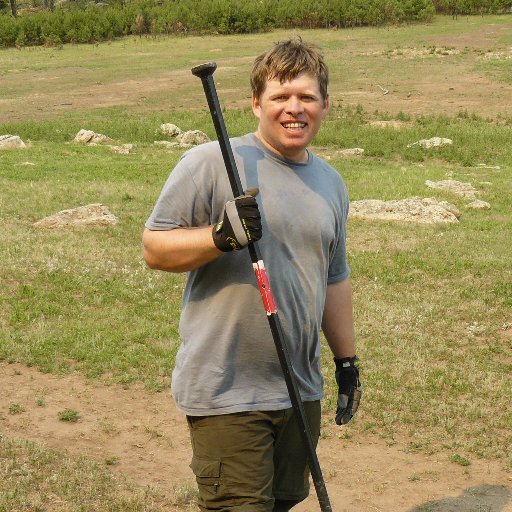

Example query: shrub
[58,408,80,422]
[1,0,510,48]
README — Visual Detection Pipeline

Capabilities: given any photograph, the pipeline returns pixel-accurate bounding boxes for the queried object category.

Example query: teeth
[283,123,305,128]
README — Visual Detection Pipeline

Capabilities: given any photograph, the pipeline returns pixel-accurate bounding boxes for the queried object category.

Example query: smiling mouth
[282,122,306,129]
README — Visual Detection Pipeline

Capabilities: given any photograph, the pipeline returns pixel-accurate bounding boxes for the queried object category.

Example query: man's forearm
[322,278,356,358]
[143,226,222,273]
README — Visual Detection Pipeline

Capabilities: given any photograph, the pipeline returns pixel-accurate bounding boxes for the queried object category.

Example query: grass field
[1,14,512,511]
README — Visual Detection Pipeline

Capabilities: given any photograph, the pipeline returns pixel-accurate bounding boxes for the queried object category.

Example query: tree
[132,13,147,36]
[9,0,17,17]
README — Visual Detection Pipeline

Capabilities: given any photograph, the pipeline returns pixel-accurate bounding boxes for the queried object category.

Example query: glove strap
[334,355,359,369]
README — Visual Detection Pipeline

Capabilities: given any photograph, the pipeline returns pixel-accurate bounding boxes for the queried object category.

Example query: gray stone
[34,204,119,228]
[0,135,26,149]
[407,137,453,149]
[349,197,460,224]
[466,200,491,210]
[177,130,210,146]
[154,140,180,149]
[338,148,365,156]
[160,123,182,138]
[73,129,114,144]
[110,144,134,154]
[425,179,478,199]
[369,120,405,130]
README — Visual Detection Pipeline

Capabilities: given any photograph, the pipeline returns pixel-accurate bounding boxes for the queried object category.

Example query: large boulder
[0,135,26,149]
[154,140,180,149]
[338,148,365,157]
[110,144,134,155]
[160,123,182,138]
[466,200,491,210]
[349,197,460,224]
[425,179,478,199]
[407,137,453,149]
[73,129,114,145]
[33,204,119,228]
[177,130,210,146]
[368,120,405,130]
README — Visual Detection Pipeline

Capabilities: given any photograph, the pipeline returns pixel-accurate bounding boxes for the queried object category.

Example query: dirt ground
[2,21,512,122]
[1,362,511,512]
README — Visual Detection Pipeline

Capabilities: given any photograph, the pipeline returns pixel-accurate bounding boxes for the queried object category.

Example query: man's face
[252,73,329,163]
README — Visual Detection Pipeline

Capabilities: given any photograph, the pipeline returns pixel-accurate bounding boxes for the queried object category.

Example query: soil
[2,22,512,122]
[1,362,511,512]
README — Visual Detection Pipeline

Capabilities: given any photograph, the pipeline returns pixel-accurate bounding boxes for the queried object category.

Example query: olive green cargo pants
[187,401,321,512]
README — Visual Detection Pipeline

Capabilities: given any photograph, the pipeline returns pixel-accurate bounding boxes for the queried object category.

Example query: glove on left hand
[334,356,362,425]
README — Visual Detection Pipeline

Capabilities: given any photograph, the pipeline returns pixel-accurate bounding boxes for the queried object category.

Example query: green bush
[0,15,17,46]
[1,0,511,48]
[434,0,512,15]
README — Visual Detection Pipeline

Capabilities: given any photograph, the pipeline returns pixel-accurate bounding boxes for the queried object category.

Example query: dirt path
[1,362,511,511]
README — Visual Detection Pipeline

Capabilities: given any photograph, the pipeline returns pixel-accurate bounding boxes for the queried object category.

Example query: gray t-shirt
[146,133,350,415]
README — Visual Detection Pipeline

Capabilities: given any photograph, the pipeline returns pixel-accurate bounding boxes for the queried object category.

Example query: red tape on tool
[253,260,277,315]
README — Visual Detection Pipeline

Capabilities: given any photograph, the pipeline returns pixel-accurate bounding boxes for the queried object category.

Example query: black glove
[212,188,262,252]
[334,356,362,425]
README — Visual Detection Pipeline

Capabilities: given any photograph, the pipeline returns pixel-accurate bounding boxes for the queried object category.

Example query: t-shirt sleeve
[145,152,212,231]
[327,180,351,284]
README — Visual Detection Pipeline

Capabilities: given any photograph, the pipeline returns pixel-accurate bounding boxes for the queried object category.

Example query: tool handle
[191,62,245,199]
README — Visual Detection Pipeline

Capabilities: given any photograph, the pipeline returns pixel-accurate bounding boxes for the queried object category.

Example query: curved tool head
[191,62,217,78]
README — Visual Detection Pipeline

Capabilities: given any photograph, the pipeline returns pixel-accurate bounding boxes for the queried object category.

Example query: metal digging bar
[191,61,333,512]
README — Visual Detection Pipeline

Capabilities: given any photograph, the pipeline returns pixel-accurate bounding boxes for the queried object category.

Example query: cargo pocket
[190,456,223,503]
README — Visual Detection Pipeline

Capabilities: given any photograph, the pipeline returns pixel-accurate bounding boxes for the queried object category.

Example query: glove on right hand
[212,188,262,252]
[334,356,362,425]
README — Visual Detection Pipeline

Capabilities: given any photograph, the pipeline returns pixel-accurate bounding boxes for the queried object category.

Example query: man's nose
[284,96,304,115]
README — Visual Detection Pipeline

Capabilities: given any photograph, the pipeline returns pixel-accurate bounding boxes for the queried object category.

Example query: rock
[73,129,114,144]
[368,120,404,129]
[407,137,453,149]
[0,135,26,149]
[466,200,491,210]
[160,123,182,138]
[425,179,478,199]
[349,197,460,224]
[176,130,210,146]
[33,204,119,228]
[338,148,365,156]
[476,163,500,170]
[154,140,180,149]
[110,144,134,155]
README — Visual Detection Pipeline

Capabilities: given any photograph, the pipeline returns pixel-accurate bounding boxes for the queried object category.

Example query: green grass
[0,140,187,390]
[2,105,510,464]
[0,433,197,511]
[0,15,512,508]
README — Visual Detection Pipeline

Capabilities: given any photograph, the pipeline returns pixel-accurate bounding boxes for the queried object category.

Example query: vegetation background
[0,5,511,512]
[1,0,512,47]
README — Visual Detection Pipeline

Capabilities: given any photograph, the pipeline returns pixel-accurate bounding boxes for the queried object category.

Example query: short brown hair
[250,37,329,100]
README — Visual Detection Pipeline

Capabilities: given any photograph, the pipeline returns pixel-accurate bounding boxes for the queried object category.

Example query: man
[143,38,362,512]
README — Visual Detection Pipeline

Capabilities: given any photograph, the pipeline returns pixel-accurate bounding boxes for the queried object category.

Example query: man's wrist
[334,355,358,368]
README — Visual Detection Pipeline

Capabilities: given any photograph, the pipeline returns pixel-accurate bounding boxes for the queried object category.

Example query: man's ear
[252,93,261,119]
[322,94,330,118]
